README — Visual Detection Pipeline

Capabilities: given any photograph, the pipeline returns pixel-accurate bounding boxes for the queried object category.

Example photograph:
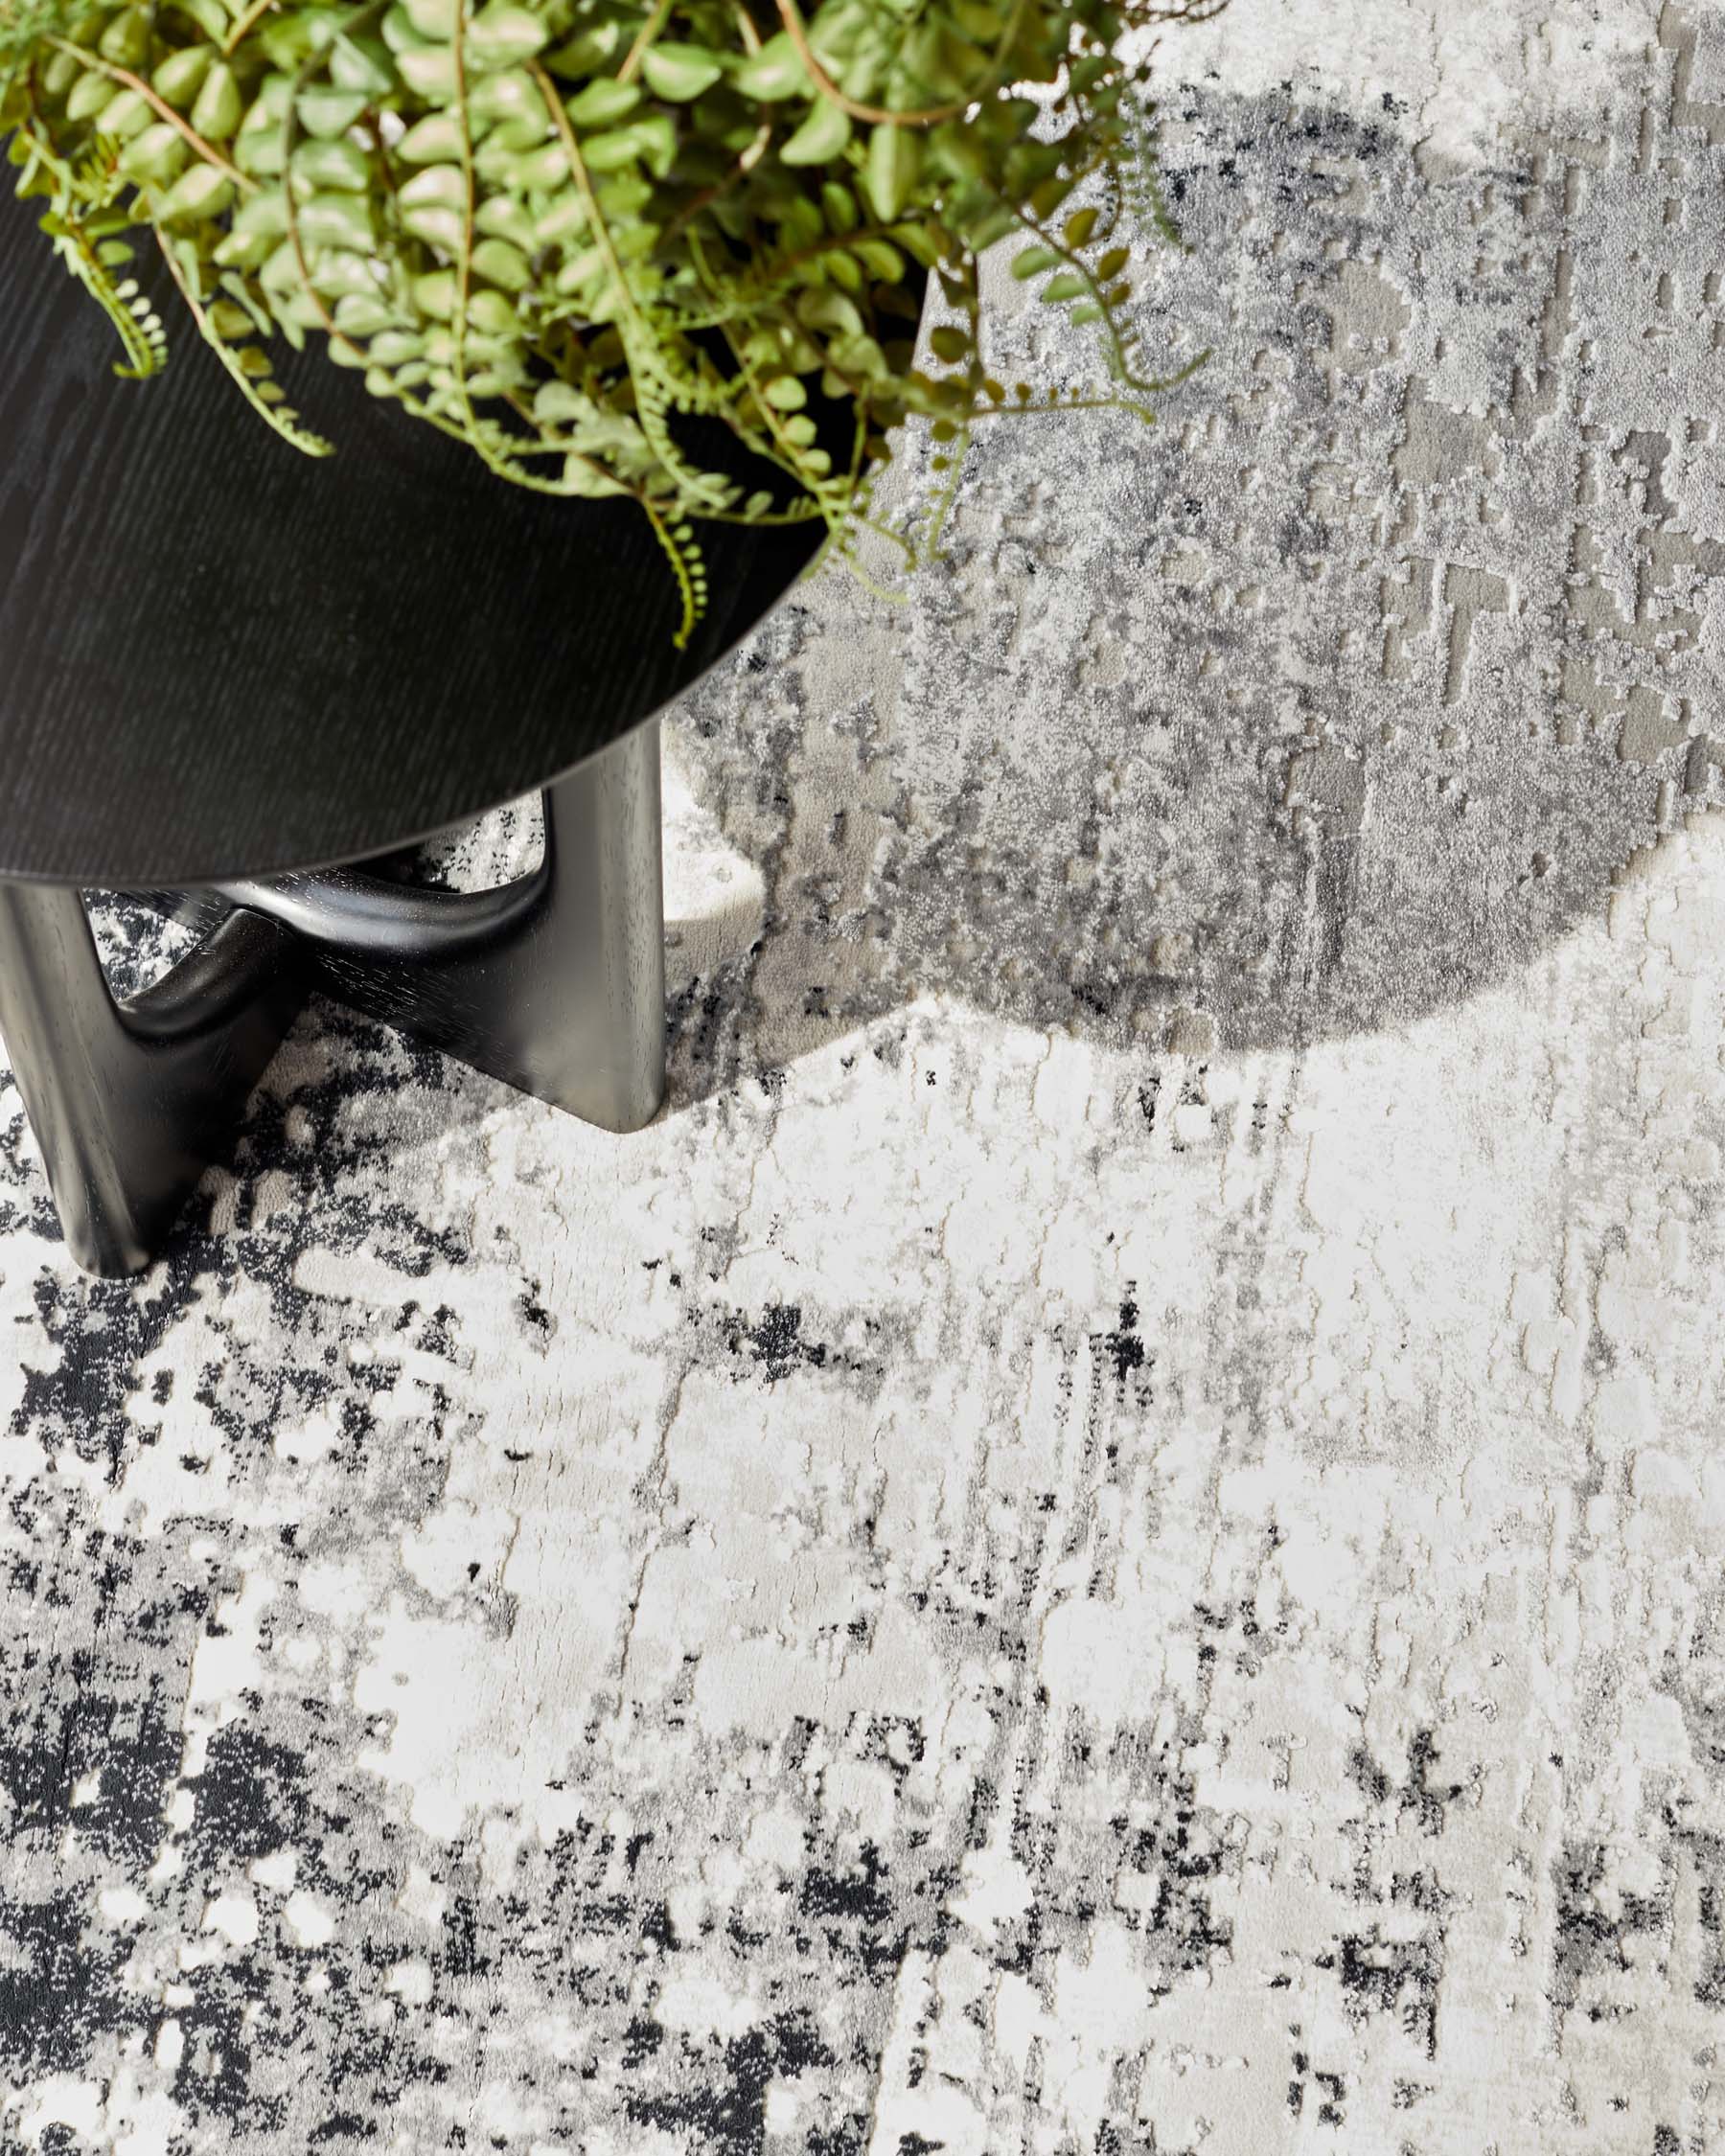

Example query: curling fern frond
[642,499,707,651]
[37,133,171,379]
[158,237,333,454]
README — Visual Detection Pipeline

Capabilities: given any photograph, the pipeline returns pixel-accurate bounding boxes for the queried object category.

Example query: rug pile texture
[5,2,1725,2148]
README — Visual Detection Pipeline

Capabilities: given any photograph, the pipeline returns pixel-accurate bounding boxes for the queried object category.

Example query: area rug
[5,1,1725,2148]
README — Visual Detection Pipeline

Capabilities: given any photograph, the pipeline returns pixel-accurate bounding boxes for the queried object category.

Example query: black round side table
[0,193,827,1275]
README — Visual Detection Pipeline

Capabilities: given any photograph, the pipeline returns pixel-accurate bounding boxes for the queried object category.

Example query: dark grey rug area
[6,5,1725,2150]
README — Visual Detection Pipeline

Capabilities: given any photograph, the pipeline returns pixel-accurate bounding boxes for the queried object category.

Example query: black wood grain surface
[0,189,828,885]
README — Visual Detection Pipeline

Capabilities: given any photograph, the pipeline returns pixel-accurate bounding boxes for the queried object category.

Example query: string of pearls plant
[2,0,1222,640]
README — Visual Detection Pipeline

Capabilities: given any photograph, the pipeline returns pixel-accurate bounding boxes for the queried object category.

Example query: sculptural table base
[0,722,664,1277]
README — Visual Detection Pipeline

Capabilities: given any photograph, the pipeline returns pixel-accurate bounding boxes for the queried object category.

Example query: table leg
[209,719,666,1131]
[0,884,301,1274]
[279,717,667,1132]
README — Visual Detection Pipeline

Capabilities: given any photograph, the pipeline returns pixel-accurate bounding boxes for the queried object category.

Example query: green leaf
[291,137,371,193]
[533,192,588,245]
[228,186,290,242]
[780,195,823,249]
[186,63,243,142]
[507,140,569,190]
[540,21,623,78]
[578,125,637,173]
[640,42,725,102]
[400,201,465,248]
[399,202,461,250]
[97,7,150,66]
[399,162,466,213]
[474,194,537,251]
[466,3,549,69]
[798,287,863,337]
[533,379,589,422]
[95,88,152,140]
[295,87,370,139]
[731,32,810,102]
[863,121,921,222]
[370,329,425,364]
[329,32,394,97]
[853,239,904,282]
[583,114,675,177]
[119,123,188,183]
[396,45,459,100]
[413,267,456,316]
[1094,246,1130,282]
[177,0,230,40]
[470,236,530,289]
[467,288,521,334]
[553,242,606,293]
[397,111,465,163]
[260,9,334,68]
[1039,272,1085,303]
[780,96,850,166]
[257,235,305,291]
[66,72,116,124]
[1011,244,1058,280]
[929,324,968,363]
[632,111,678,178]
[309,249,383,297]
[564,78,640,127]
[598,172,654,218]
[156,161,235,223]
[401,0,458,38]
[1063,205,1097,247]
[297,191,377,251]
[562,455,629,497]
[332,291,398,335]
[151,46,215,108]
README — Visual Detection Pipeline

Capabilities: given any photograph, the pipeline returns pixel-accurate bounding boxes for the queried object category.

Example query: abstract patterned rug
[6,2,1725,2148]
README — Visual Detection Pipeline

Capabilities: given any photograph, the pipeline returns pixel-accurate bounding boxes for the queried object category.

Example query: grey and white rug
[6,1,1725,2147]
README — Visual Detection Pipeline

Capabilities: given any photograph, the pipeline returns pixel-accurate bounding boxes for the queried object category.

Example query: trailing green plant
[2,0,1223,641]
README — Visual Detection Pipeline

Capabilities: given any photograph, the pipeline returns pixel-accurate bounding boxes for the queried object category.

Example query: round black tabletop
[0,189,827,887]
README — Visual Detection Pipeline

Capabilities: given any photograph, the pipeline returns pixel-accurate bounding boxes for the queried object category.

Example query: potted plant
[2,0,1218,645]
[0,0,1222,1279]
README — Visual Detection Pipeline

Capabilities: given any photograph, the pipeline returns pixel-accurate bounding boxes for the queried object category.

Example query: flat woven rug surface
[7,2,1725,2148]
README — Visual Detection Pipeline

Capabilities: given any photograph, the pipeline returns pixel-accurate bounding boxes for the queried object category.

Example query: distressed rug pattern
[6,3,1725,2149]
